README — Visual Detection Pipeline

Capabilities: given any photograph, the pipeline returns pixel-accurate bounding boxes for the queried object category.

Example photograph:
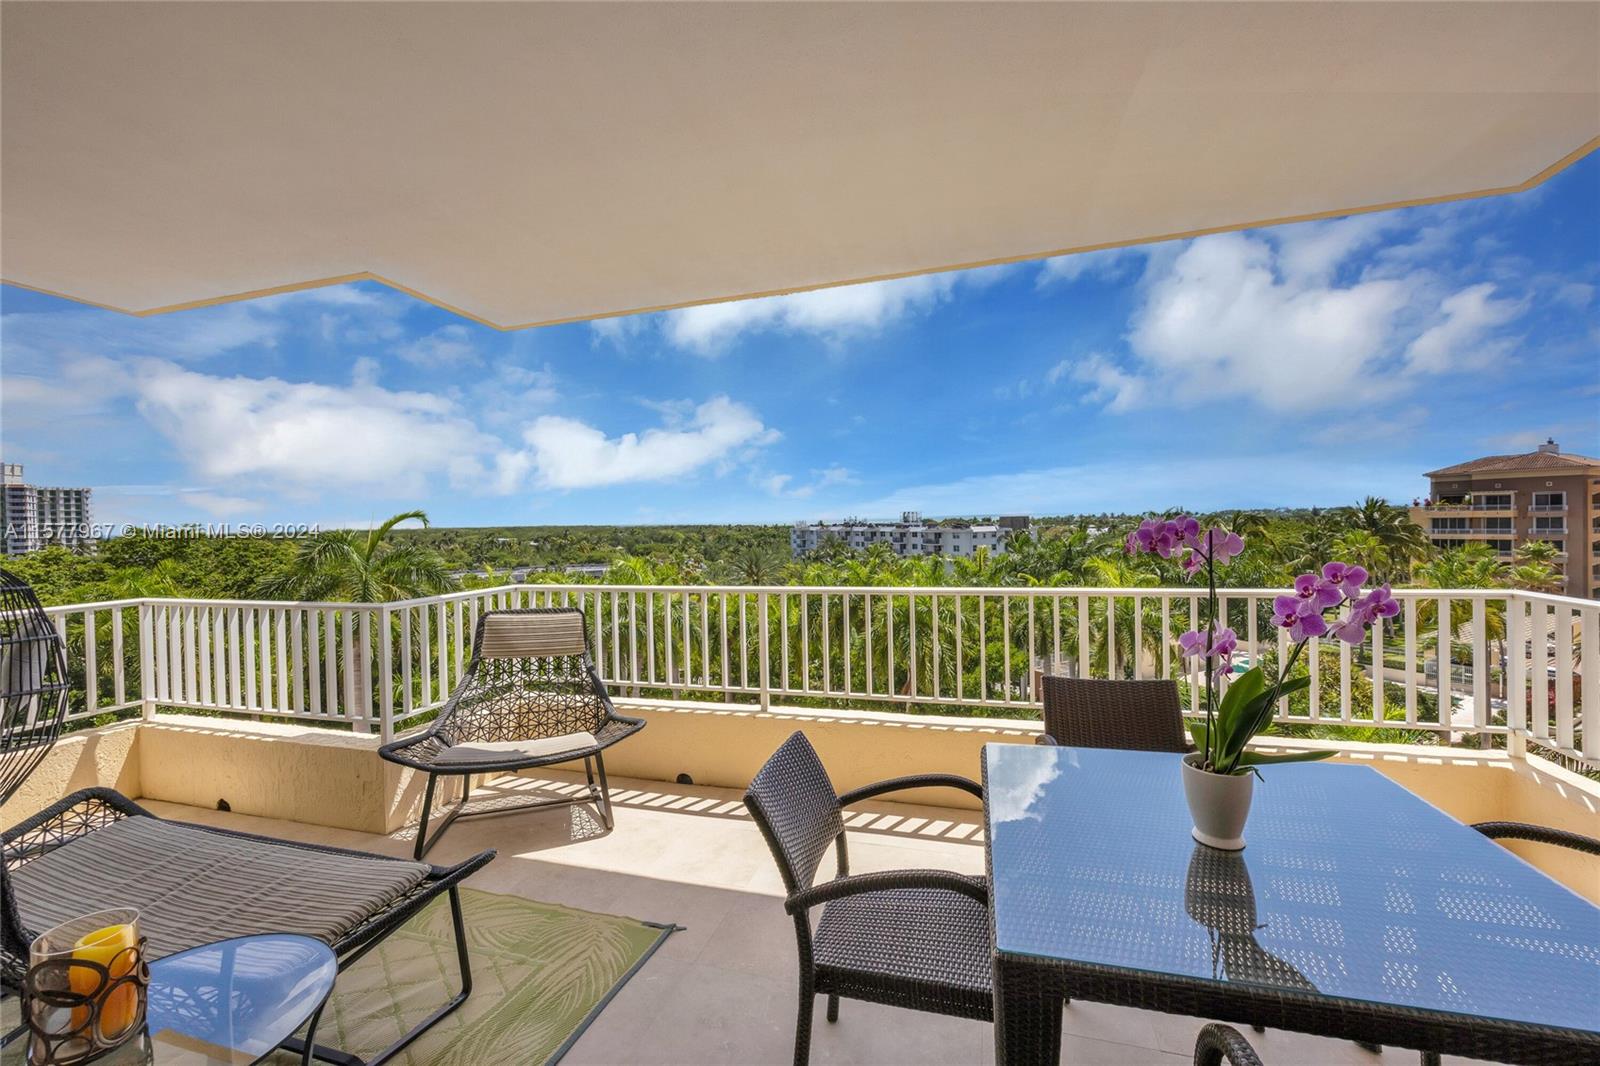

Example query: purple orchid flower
[1360,584,1400,620]
[1287,572,1342,610]
[1178,626,1238,685]
[1321,562,1369,601]
[1188,527,1245,566]
[1272,594,1329,641]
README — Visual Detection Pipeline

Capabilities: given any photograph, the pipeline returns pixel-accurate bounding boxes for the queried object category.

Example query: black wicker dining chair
[1037,675,1191,752]
[379,607,644,859]
[744,731,992,1066]
[1472,821,1600,854]
[0,568,71,808]
[1194,1023,1265,1066]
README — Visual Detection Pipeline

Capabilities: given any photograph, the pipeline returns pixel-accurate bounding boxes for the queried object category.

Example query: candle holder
[23,908,150,1064]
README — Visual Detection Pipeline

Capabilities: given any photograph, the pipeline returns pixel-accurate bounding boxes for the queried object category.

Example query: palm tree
[256,510,454,603]
[1512,540,1560,568]
[256,511,456,714]
[1336,496,1430,583]
[720,542,786,586]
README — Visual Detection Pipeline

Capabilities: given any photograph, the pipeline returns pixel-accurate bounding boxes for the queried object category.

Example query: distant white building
[2,463,94,555]
[790,512,1029,559]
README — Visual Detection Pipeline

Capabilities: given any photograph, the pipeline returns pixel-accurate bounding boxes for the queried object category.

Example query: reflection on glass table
[111,934,338,1066]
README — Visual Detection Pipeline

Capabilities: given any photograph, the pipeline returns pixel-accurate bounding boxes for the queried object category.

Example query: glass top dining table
[981,744,1600,1066]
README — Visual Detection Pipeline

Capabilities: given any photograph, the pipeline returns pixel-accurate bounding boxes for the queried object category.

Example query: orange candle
[69,923,139,1037]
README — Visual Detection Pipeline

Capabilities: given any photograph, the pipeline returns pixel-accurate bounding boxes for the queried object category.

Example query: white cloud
[179,491,262,518]
[0,304,283,367]
[130,360,495,496]
[1272,215,1396,285]
[761,464,857,498]
[1120,231,1418,411]
[395,324,481,367]
[660,274,958,355]
[1065,353,1147,413]
[1402,283,1522,374]
[594,266,1016,356]
[517,396,779,488]
[1035,247,1143,289]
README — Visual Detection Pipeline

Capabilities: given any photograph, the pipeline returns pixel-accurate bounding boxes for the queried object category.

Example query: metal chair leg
[826,993,839,1023]
[413,772,439,860]
[594,750,615,830]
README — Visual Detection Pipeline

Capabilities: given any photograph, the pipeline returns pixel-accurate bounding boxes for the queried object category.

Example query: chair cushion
[10,817,430,960]
[433,731,598,766]
[813,885,992,999]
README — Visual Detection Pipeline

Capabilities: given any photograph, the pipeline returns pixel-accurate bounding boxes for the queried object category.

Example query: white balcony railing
[41,585,1599,769]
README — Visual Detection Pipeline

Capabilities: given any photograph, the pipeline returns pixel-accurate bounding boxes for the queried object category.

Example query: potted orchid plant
[1125,515,1400,849]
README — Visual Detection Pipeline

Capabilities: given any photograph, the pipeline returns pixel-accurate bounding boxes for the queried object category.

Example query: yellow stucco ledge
[3,709,1597,902]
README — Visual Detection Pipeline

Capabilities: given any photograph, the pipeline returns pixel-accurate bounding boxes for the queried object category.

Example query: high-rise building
[790,512,1028,559]
[1,463,94,555]
[1410,440,1600,599]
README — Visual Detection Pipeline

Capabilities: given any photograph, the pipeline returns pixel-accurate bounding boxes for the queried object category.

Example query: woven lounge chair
[0,569,495,1066]
[744,731,992,1066]
[1037,676,1191,752]
[379,608,644,860]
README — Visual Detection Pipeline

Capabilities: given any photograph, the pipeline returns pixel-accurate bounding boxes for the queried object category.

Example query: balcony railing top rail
[38,584,1599,771]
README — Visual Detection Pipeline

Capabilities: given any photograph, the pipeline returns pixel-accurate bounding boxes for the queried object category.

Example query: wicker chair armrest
[837,773,983,806]
[1193,1024,1263,1066]
[2,787,151,867]
[1034,733,1059,747]
[785,869,988,914]
[1472,821,1600,855]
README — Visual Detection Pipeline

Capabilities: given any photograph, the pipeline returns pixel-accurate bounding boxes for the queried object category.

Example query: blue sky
[3,153,1597,531]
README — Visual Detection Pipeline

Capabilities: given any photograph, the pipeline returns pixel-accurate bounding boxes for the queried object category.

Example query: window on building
[1478,494,1511,509]
[1532,491,1566,510]
[1484,518,1512,533]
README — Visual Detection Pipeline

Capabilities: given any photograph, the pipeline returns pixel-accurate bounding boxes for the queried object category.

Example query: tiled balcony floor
[143,772,1477,1066]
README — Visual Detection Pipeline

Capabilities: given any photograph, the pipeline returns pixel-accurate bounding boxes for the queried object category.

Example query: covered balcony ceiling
[3,1,1597,329]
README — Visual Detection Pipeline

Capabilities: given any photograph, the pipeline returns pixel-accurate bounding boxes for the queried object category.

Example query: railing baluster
[1580,606,1598,761]
[1555,605,1575,752]
[113,606,127,707]
[720,592,731,696]
[844,592,854,697]
[1370,609,1384,724]
[1471,598,1488,736]
[322,608,338,716]
[909,592,918,700]
[1077,594,1090,680]
[974,594,983,702]
[1403,596,1418,725]
[864,593,875,697]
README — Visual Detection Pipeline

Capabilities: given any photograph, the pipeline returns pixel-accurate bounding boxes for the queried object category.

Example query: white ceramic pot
[1181,753,1253,850]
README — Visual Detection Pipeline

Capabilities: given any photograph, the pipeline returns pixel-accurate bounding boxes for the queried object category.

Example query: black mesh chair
[1037,676,1191,752]
[0,569,70,807]
[1195,1024,1265,1066]
[379,607,644,859]
[744,731,992,1066]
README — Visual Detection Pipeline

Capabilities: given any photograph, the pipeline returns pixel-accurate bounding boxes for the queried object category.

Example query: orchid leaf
[1235,749,1337,765]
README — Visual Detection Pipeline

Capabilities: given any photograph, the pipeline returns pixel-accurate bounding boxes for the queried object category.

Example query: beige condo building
[1411,439,1600,600]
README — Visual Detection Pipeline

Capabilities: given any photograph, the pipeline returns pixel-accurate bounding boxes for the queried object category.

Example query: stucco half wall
[3,708,1597,902]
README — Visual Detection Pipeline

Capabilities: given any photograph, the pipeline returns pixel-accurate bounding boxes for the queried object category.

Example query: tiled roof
[1426,450,1600,477]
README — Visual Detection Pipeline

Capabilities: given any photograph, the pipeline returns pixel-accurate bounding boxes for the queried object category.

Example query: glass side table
[99,934,338,1066]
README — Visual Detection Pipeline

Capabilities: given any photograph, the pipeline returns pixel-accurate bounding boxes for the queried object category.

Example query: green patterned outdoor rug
[269,888,674,1066]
